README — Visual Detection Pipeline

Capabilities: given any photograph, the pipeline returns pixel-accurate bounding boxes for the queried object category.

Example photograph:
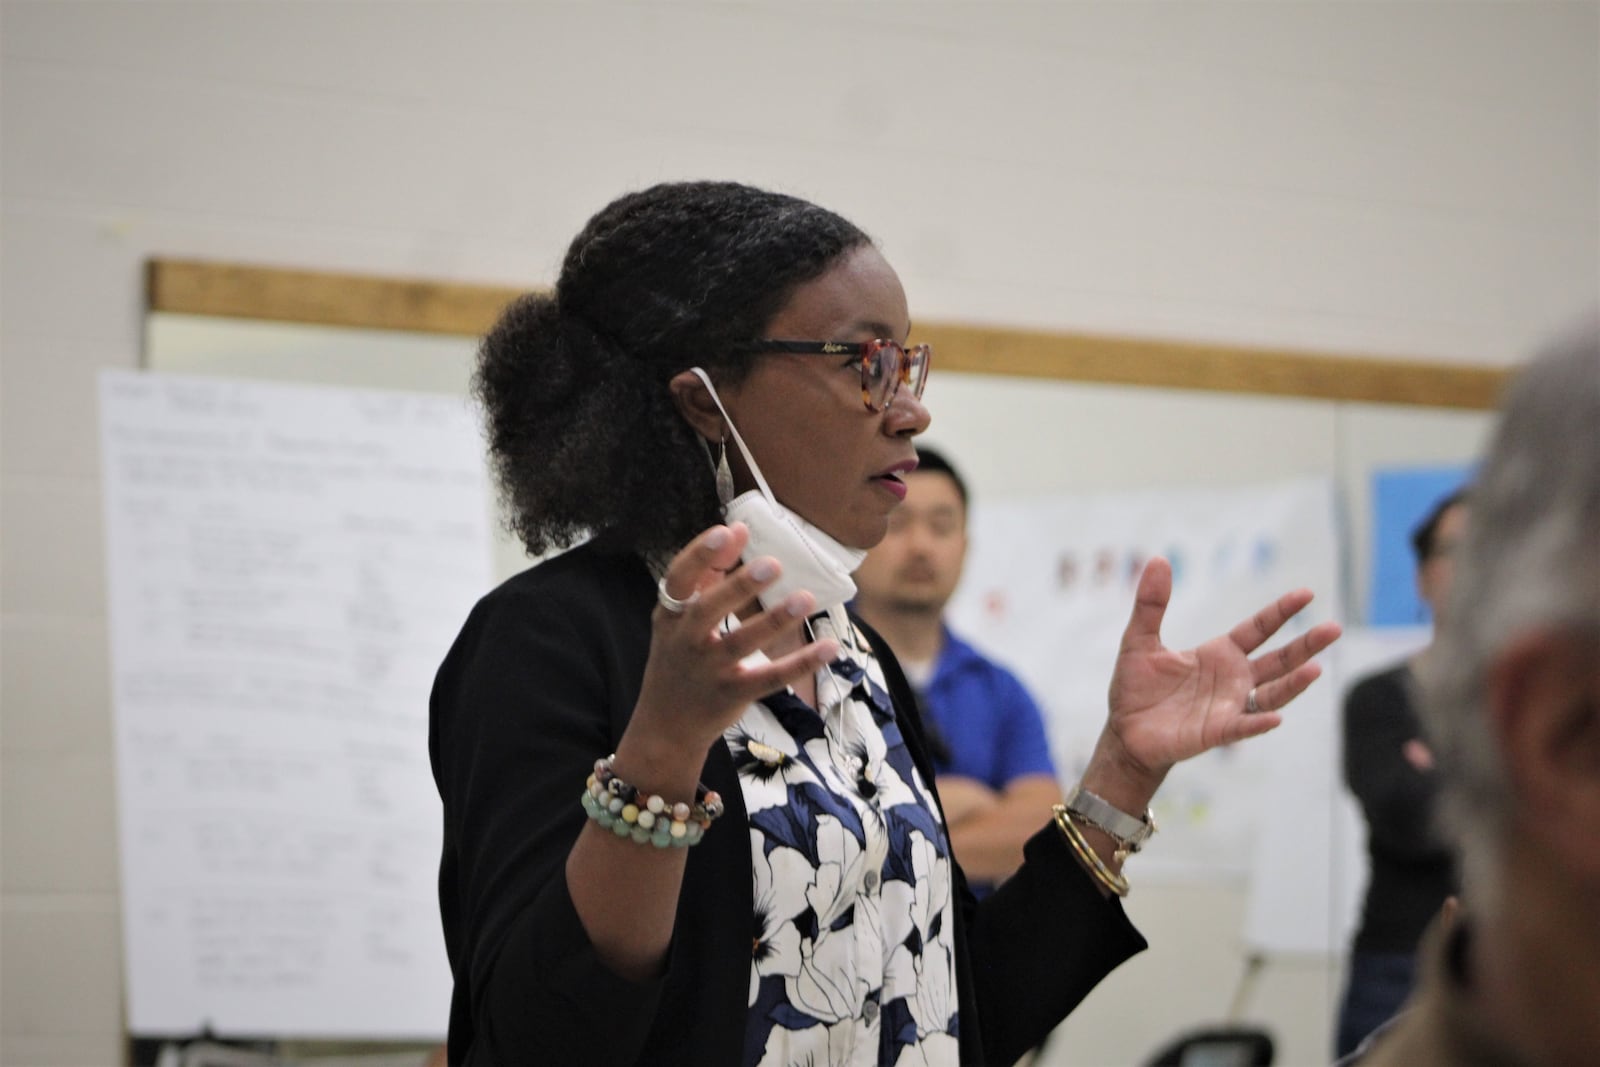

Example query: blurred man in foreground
[1356,314,1600,1067]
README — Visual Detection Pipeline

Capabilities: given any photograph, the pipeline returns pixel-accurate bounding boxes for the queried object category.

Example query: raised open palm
[1106,558,1342,777]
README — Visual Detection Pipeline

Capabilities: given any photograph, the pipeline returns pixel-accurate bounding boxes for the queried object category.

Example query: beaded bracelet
[1051,804,1130,897]
[580,754,724,849]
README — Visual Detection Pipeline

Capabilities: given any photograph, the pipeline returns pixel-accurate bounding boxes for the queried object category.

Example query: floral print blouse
[727,611,959,1067]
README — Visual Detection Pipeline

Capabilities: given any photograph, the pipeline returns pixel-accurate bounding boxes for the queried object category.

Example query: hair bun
[481,292,632,407]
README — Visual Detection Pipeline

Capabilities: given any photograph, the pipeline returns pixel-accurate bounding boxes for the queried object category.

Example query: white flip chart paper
[100,371,491,1038]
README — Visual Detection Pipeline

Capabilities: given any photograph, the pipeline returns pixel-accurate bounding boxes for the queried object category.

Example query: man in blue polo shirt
[852,447,1061,895]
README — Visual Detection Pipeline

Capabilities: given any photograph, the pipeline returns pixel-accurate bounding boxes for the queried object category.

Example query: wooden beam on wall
[922,323,1510,410]
[148,258,527,337]
[148,258,1511,410]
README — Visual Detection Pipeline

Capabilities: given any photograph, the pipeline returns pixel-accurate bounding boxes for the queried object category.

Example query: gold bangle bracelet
[1052,804,1130,897]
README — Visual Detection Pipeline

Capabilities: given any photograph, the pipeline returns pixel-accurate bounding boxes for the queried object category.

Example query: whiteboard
[99,370,492,1038]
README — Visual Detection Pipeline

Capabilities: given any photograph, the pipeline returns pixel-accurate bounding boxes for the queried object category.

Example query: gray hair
[1418,311,1600,906]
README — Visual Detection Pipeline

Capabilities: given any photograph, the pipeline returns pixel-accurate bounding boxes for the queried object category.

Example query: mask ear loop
[687,366,853,682]
[687,367,779,507]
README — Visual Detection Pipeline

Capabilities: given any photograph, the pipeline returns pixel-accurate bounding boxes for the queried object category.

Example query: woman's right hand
[623,522,838,769]
[572,521,833,979]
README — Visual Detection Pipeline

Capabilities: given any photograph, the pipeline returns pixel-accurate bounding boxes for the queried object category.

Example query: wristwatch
[1063,783,1157,859]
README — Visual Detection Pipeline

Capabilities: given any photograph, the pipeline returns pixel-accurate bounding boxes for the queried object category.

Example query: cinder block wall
[3,4,1595,1065]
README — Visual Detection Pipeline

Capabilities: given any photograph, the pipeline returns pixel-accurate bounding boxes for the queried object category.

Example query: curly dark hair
[475,181,873,558]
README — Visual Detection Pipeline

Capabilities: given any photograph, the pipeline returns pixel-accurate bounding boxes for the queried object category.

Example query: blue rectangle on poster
[1368,465,1474,626]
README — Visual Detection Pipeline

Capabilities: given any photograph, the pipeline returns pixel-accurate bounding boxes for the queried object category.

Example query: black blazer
[430,541,1146,1066]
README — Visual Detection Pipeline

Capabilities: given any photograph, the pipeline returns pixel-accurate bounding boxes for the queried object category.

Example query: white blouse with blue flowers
[727,611,959,1067]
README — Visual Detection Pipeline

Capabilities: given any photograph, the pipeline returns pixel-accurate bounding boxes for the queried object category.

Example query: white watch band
[1063,783,1156,853]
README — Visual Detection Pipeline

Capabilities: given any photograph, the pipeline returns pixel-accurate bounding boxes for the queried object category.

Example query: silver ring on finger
[656,577,698,616]
[1245,687,1262,714]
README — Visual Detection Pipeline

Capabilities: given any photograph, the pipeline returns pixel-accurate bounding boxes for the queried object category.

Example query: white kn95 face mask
[686,367,867,627]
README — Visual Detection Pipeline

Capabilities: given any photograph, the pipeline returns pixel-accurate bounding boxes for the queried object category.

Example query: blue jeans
[1335,950,1418,1058]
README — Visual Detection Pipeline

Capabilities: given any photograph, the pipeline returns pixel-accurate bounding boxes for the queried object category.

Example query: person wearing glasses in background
[429,181,1341,1067]
[852,446,1062,898]
[1336,488,1468,1059]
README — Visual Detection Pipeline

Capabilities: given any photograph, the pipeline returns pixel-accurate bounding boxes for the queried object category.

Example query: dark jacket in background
[1343,664,1458,954]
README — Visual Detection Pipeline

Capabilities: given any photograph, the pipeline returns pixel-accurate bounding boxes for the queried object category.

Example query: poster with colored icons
[945,476,1342,886]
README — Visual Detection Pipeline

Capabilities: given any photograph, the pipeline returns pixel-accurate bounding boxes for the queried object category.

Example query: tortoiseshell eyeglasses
[743,339,931,412]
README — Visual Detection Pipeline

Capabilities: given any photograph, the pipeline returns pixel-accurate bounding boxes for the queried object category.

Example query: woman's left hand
[1103,557,1343,783]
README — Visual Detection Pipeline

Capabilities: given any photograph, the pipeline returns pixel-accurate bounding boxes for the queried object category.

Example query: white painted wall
[3,3,1595,1065]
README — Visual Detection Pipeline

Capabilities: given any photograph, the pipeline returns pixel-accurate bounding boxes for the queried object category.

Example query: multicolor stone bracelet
[580,754,724,848]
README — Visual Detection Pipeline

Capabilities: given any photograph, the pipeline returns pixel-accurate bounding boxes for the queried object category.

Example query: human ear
[1490,629,1600,881]
[668,369,725,444]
